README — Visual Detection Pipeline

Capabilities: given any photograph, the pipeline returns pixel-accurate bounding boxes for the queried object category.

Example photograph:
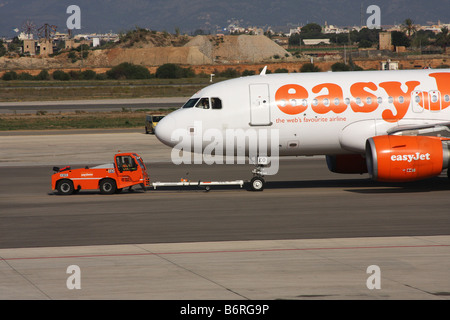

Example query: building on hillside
[379,32,393,51]
[303,39,331,45]
[381,59,399,70]
[23,39,37,55]
[39,39,53,56]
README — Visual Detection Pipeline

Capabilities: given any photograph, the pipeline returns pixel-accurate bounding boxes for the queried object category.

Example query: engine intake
[365,135,450,182]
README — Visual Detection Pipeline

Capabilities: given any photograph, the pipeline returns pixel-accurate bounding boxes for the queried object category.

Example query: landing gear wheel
[56,179,74,195]
[99,179,117,194]
[250,176,265,191]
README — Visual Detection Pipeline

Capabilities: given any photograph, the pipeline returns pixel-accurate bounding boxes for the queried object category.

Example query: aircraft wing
[387,121,450,138]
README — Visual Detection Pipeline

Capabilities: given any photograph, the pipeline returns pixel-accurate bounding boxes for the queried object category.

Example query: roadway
[0,129,449,300]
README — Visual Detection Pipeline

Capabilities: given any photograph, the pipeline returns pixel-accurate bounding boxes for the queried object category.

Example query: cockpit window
[211,98,222,109]
[183,97,223,110]
[182,98,199,108]
[197,98,210,109]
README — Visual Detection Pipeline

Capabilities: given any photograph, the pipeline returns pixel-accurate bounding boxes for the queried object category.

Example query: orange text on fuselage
[275,72,450,123]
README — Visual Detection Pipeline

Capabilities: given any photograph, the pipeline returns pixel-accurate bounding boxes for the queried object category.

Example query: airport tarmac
[0,129,449,300]
[0,97,187,114]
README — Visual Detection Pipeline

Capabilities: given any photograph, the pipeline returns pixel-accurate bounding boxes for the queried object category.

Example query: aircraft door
[249,84,272,126]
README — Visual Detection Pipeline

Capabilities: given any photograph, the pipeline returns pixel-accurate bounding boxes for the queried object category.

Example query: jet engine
[365,135,450,182]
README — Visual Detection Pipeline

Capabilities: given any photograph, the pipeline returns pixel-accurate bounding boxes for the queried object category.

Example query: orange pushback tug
[52,152,150,195]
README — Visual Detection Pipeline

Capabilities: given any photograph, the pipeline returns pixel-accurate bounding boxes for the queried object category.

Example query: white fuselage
[155,69,450,159]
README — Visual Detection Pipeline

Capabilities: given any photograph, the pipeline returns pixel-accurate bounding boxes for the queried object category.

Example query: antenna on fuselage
[260,66,267,76]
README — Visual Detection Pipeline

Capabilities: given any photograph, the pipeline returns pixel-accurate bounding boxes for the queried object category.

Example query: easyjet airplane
[155,68,450,190]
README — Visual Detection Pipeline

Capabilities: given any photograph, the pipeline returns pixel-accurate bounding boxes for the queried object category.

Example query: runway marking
[2,244,449,261]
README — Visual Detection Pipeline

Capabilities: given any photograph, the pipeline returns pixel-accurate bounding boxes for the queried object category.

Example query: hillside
[0,34,291,69]
[185,35,291,64]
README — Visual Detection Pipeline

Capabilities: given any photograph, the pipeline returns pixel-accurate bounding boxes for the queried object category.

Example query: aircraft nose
[155,115,176,147]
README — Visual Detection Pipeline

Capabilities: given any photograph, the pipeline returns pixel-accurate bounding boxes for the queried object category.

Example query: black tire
[250,176,265,191]
[99,179,117,194]
[56,179,74,195]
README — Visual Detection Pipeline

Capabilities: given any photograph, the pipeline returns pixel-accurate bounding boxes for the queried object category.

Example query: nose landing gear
[249,157,268,191]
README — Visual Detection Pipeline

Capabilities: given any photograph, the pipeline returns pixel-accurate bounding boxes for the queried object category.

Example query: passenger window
[211,98,222,109]
[444,95,449,102]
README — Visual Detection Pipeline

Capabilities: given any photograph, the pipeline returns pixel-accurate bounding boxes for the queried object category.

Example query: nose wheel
[249,159,266,191]
[250,176,265,191]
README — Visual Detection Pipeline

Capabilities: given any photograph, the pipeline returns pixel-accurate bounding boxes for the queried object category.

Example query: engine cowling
[326,154,368,174]
[365,135,450,182]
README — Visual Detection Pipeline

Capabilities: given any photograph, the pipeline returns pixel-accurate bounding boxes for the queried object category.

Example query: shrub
[35,70,50,80]
[1,71,18,81]
[81,69,97,80]
[300,63,320,72]
[331,62,351,72]
[52,70,71,81]
[218,68,240,78]
[17,72,34,80]
[155,63,184,79]
[107,62,151,79]
[242,70,255,76]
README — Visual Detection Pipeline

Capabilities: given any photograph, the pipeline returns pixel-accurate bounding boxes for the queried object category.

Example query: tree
[289,33,302,46]
[358,39,373,48]
[353,27,380,47]
[436,27,450,51]
[402,18,416,39]
[411,30,433,48]
[391,31,410,48]
[0,40,6,57]
[301,23,322,34]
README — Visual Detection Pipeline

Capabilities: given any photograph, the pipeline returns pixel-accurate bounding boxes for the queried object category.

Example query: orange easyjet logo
[391,152,431,162]
[275,72,450,122]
